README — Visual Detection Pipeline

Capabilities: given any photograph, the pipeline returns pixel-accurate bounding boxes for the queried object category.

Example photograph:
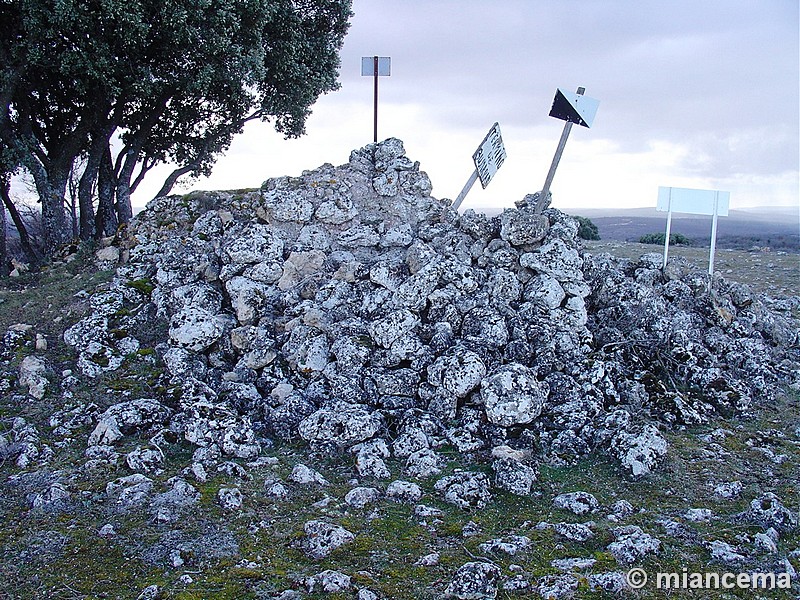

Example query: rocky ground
[0,139,798,599]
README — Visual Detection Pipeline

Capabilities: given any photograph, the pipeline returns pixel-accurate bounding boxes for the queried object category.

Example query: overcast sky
[134,0,800,213]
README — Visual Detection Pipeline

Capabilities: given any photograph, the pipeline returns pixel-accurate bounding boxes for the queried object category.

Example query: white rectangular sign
[657,186,730,216]
[472,122,506,189]
[361,56,391,76]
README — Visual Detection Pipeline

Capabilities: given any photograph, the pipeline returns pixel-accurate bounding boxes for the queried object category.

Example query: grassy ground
[0,245,798,599]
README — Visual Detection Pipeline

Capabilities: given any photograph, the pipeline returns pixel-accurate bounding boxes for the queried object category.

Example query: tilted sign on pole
[452,122,507,211]
[361,56,391,143]
[534,86,600,214]
[473,122,507,189]
[549,88,600,128]
[656,186,730,286]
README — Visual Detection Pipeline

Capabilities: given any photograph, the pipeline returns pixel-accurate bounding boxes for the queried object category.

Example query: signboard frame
[452,122,507,211]
[656,186,730,284]
[361,56,392,142]
[472,122,507,189]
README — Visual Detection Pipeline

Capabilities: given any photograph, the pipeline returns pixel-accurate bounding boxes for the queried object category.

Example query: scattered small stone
[713,481,743,499]
[136,585,162,600]
[299,520,355,559]
[385,480,422,504]
[684,508,713,522]
[552,491,598,515]
[415,552,440,567]
[435,471,492,509]
[607,525,661,564]
[588,571,629,593]
[414,504,443,518]
[534,574,579,599]
[551,557,597,572]
[344,486,381,509]
[479,535,532,556]
[607,500,634,522]
[552,522,595,543]
[707,539,746,564]
[288,463,329,486]
[741,492,798,532]
[217,487,243,511]
[305,570,351,593]
[444,561,501,600]
[462,521,482,538]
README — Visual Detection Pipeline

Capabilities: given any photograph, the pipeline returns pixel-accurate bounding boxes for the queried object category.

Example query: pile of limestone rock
[60,138,799,495]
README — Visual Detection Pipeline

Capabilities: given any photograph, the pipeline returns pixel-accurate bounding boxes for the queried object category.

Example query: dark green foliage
[639,232,692,246]
[0,0,353,253]
[575,216,600,240]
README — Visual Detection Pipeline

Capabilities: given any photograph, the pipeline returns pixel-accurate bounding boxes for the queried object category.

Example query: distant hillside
[565,206,799,251]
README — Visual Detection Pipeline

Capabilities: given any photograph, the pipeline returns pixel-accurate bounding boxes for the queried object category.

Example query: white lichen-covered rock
[217,487,244,511]
[289,463,329,486]
[500,207,549,246]
[386,480,423,504]
[169,307,230,352]
[480,363,549,427]
[427,349,486,399]
[305,570,352,594]
[106,474,155,507]
[534,574,579,599]
[368,309,419,348]
[611,424,668,477]
[520,238,583,283]
[89,399,172,447]
[344,486,381,509]
[222,222,283,264]
[126,447,164,474]
[435,471,492,509]
[741,492,798,532]
[478,535,532,556]
[298,406,382,447]
[607,525,661,564]
[19,355,48,399]
[403,447,444,478]
[553,491,599,515]
[299,520,355,559]
[224,277,272,326]
[444,561,501,600]
[707,540,746,564]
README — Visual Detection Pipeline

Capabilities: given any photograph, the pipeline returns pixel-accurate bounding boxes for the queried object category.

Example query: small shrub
[575,216,600,240]
[639,232,692,246]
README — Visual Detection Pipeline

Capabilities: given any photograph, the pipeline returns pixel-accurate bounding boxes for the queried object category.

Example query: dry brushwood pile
[2,138,799,599]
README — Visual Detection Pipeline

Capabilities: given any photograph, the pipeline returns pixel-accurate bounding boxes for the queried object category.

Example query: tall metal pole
[373,56,379,143]
[534,86,585,214]
[708,190,720,292]
[662,188,673,269]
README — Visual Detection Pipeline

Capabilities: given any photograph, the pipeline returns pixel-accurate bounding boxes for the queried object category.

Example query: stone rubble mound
[62,138,799,487]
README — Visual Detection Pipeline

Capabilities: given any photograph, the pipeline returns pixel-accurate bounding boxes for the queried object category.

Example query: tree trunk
[27,157,71,254]
[0,177,41,266]
[115,148,136,226]
[95,146,118,237]
[0,178,8,276]
[153,164,195,200]
[78,148,100,240]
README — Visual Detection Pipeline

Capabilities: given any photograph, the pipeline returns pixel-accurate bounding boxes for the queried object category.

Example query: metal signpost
[534,86,600,214]
[452,122,507,211]
[361,56,391,143]
[656,186,730,287]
